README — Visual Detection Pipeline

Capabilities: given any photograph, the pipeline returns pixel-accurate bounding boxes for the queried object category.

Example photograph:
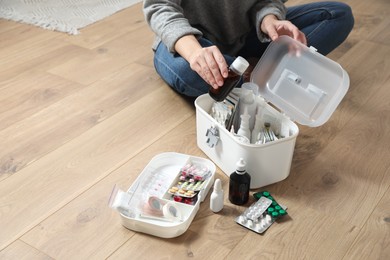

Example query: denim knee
[303,1,355,55]
[337,2,354,40]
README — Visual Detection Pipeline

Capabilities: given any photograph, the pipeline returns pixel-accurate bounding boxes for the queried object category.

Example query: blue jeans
[153,1,354,97]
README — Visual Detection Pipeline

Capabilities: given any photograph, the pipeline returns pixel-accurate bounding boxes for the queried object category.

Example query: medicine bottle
[237,110,251,140]
[239,85,257,130]
[210,178,224,213]
[229,158,251,205]
[209,56,249,102]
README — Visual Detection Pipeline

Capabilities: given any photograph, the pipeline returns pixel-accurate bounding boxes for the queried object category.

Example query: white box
[195,36,349,189]
[110,152,216,238]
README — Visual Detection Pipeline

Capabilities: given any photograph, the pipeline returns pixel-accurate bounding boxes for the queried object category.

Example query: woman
[143,0,354,97]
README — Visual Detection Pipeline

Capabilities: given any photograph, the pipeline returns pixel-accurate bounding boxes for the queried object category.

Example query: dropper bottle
[209,56,249,102]
[229,158,251,205]
[210,179,224,213]
[237,107,251,140]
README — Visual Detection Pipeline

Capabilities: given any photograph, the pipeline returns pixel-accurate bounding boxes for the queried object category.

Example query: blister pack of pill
[235,191,288,234]
[235,196,274,234]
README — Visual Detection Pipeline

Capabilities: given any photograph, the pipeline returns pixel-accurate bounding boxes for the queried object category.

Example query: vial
[239,86,257,131]
[229,158,251,205]
[209,56,249,102]
[210,179,224,213]
[237,109,251,140]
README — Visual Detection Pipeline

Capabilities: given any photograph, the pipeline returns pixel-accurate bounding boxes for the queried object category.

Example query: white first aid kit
[109,152,216,238]
[195,36,350,188]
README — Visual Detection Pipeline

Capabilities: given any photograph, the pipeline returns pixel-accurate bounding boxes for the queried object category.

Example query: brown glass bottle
[209,56,249,102]
[229,158,251,205]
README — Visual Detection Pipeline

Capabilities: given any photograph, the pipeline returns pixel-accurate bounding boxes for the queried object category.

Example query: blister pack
[235,191,288,234]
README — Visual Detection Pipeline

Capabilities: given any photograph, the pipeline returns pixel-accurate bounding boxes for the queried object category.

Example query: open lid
[250,36,349,127]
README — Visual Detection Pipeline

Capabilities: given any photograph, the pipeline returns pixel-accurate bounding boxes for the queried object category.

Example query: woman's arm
[143,0,228,89]
[143,0,201,53]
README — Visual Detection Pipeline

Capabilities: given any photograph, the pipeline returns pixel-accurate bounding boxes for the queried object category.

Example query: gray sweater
[143,0,287,55]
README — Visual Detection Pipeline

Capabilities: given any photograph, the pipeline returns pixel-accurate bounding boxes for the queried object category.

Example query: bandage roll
[163,202,182,221]
[142,196,164,217]
[148,196,163,210]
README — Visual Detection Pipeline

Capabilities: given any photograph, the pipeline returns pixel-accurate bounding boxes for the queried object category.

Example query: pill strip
[242,196,273,221]
[235,196,274,234]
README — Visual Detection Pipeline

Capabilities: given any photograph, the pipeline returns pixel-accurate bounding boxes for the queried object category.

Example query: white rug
[0,0,142,35]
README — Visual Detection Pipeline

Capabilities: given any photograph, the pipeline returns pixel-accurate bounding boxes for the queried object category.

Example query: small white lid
[213,178,223,192]
[231,56,250,75]
[240,87,255,103]
[236,158,246,173]
[250,36,349,127]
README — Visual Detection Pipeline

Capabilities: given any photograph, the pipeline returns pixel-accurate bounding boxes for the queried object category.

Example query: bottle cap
[231,56,249,75]
[242,82,259,96]
[236,158,246,173]
[241,87,255,103]
[213,178,223,192]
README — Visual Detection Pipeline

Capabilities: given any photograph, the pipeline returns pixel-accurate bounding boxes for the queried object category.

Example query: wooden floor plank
[62,3,146,50]
[47,25,154,85]
[0,240,53,260]
[0,22,58,50]
[343,185,390,260]
[0,20,21,34]
[0,63,160,181]
[0,34,66,74]
[0,70,85,131]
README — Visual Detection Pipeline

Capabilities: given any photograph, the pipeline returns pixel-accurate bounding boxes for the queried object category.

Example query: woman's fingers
[276,22,307,45]
[261,15,307,45]
[189,46,227,89]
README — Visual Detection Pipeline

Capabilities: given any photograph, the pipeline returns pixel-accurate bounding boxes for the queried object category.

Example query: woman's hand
[175,35,228,89]
[187,46,228,89]
[261,14,307,45]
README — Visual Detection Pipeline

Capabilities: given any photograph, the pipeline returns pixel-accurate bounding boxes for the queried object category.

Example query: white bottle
[210,179,224,213]
[237,109,251,140]
[239,86,257,131]
[251,100,266,143]
[251,111,264,143]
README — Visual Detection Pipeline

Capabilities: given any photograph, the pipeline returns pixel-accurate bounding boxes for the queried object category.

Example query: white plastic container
[195,36,349,189]
[109,152,216,238]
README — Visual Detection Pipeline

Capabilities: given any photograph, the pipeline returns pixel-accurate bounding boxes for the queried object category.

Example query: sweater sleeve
[251,0,288,42]
[143,0,203,52]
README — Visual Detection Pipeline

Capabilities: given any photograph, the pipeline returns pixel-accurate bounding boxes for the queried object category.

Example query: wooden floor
[0,0,389,259]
